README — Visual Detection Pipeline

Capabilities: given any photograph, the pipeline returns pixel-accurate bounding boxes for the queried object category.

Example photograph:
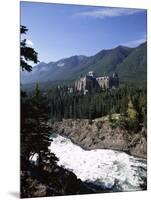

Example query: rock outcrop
[21,164,95,198]
[49,116,147,159]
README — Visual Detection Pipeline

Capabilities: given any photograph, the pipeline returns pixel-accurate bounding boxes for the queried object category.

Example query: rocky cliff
[21,163,95,198]
[49,115,147,159]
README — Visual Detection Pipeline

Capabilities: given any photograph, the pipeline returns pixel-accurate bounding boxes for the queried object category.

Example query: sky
[20,2,147,63]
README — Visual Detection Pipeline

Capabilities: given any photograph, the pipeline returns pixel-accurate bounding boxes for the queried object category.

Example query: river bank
[48,115,147,159]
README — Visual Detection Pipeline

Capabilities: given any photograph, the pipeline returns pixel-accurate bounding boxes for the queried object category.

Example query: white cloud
[26,39,34,47]
[75,7,143,19]
[122,35,147,47]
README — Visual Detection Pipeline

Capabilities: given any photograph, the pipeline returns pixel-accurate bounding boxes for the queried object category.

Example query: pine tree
[20,25,39,71]
[21,84,58,169]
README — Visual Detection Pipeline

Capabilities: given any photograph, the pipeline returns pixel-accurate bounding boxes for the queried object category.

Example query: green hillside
[69,46,133,79]
[116,42,147,84]
[21,42,147,87]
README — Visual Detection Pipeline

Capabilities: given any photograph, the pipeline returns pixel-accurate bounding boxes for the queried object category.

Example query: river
[49,133,147,192]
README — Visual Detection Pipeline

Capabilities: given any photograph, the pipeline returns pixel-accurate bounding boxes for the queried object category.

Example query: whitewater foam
[49,134,147,192]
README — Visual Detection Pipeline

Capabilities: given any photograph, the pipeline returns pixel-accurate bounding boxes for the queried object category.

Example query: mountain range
[21,42,147,86]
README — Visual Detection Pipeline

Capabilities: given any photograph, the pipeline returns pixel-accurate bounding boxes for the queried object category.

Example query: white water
[49,134,147,192]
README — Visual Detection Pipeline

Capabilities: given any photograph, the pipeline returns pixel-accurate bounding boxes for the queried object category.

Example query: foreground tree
[21,84,58,169]
[20,25,39,71]
[20,25,58,197]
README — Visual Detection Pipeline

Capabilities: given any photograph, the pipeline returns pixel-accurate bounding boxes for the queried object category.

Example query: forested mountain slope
[21,42,147,86]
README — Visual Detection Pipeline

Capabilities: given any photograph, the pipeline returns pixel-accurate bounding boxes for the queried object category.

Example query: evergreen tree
[44,84,146,132]
[21,84,58,169]
[20,25,39,71]
[20,27,58,192]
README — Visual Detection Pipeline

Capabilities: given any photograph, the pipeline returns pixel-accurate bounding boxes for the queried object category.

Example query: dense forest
[23,82,147,135]
[44,84,147,132]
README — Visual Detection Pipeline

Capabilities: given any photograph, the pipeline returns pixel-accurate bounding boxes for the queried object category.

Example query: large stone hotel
[75,71,119,94]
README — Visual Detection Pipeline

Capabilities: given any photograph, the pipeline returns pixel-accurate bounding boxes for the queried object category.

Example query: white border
[0,0,150,199]
[21,0,150,9]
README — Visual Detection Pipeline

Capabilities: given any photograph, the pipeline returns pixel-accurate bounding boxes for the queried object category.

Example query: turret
[111,72,119,88]
[112,72,118,78]
[88,71,95,77]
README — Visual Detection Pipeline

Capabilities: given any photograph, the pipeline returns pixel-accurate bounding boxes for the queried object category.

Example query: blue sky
[20,2,147,63]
